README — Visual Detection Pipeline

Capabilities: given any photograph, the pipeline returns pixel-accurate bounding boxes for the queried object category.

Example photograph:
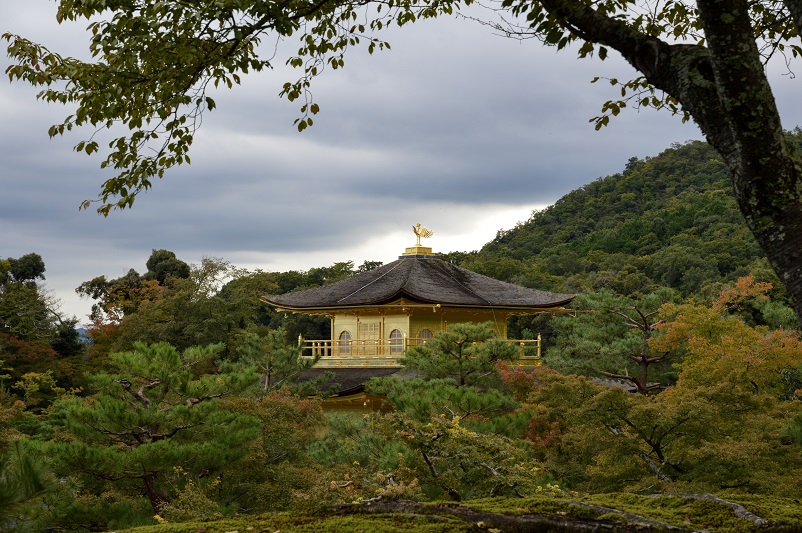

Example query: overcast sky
[3,2,801,322]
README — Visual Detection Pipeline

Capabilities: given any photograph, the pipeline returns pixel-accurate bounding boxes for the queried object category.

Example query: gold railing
[300,335,542,368]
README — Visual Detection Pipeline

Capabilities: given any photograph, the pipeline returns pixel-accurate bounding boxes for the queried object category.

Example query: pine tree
[42,343,261,519]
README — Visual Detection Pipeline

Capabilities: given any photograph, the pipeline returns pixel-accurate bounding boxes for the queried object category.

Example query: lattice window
[339,330,351,355]
[389,329,404,354]
[358,322,380,339]
[418,328,433,344]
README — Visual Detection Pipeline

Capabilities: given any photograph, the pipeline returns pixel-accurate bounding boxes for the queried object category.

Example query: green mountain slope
[449,140,776,300]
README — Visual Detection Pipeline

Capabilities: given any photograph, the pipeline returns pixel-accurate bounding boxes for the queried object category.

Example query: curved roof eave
[263,297,575,314]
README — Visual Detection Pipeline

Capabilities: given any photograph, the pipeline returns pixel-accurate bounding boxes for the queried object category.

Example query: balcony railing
[299,335,542,368]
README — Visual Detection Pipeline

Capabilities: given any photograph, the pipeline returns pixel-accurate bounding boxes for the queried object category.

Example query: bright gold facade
[288,301,545,368]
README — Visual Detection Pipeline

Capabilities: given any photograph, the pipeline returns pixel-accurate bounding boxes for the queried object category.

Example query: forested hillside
[448,139,778,300]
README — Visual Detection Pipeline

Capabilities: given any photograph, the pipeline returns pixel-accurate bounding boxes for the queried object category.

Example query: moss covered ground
[113,493,802,533]
[116,512,474,533]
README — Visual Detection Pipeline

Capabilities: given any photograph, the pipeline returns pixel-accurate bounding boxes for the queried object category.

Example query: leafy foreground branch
[113,492,802,532]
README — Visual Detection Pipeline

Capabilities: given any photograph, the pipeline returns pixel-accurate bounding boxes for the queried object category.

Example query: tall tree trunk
[142,473,167,515]
[637,357,649,395]
[694,0,802,324]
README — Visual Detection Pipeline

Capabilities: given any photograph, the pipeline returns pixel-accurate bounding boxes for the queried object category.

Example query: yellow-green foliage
[217,390,325,513]
[159,467,223,523]
[526,284,802,496]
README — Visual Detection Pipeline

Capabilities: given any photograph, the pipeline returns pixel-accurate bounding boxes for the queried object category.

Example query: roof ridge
[335,260,405,303]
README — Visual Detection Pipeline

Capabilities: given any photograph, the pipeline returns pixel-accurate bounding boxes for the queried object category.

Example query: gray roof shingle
[263,255,573,310]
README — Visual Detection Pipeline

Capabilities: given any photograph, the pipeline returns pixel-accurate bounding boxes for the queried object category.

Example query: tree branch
[117,378,161,407]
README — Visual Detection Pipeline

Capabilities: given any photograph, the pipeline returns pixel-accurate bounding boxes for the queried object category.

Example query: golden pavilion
[262,226,574,368]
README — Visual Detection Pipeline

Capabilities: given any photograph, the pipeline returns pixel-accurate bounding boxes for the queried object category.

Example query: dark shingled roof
[301,367,404,396]
[264,255,574,310]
